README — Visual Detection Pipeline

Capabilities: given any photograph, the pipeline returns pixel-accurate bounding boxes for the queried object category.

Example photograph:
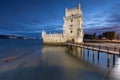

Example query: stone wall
[42,31,66,43]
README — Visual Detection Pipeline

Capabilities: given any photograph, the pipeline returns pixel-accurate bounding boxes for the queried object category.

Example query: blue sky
[0,0,120,37]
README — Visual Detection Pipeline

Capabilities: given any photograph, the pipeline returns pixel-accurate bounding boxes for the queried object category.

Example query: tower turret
[63,3,83,43]
[78,3,81,10]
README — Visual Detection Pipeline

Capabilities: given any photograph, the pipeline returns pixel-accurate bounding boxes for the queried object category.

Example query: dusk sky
[0,0,120,37]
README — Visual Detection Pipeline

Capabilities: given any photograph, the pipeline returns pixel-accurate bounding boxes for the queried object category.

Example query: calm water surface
[0,39,119,80]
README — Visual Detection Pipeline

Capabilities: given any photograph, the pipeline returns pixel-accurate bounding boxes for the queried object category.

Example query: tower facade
[63,4,83,43]
[42,3,84,44]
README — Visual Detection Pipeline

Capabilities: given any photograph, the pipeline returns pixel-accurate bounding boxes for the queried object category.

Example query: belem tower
[42,3,83,44]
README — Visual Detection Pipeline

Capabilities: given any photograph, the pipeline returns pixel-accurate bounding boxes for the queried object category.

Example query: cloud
[106,14,120,25]
[0,0,65,36]
[84,26,120,35]
[84,0,120,35]
[84,15,109,29]
[0,0,120,37]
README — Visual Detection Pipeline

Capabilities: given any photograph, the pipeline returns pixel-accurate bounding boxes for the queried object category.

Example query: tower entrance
[72,38,75,43]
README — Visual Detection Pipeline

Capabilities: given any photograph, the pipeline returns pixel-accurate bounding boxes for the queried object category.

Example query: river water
[0,39,119,80]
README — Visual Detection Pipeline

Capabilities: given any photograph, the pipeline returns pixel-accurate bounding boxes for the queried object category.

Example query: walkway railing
[65,42,120,55]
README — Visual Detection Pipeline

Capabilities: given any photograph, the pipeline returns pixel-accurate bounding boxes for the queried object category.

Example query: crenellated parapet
[42,31,66,43]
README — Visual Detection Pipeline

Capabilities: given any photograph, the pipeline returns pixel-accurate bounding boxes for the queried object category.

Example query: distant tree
[113,32,119,39]
[103,31,118,40]
[98,34,103,39]
[93,33,96,37]
[84,34,96,39]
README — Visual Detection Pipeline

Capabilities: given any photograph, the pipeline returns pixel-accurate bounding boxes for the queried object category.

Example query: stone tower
[63,3,83,43]
[42,3,84,44]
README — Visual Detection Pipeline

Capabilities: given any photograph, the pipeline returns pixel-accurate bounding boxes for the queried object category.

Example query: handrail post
[114,47,116,51]
[108,47,109,54]
[106,46,107,50]
[99,45,100,50]
[119,49,120,56]
[92,45,94,50]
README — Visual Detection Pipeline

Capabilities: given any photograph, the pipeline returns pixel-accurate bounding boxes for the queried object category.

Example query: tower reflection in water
[66,45,120,70]
[66,45,120,80]
[42,45,116,70]
[42,45,120,80]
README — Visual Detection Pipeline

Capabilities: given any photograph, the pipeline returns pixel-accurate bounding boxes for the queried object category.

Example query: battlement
[65,3,82,17]
[66,3,81,11]
[42,31,66,44]
[64,14,81,20]
[66,7,78,11]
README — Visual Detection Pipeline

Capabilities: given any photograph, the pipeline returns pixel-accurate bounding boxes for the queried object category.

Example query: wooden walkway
[66,43,120,55]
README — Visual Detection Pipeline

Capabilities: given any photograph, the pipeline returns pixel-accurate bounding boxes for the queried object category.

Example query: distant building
[42,3,84,44]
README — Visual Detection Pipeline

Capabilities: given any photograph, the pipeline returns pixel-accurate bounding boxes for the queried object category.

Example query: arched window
[71,30,73,33]
[71,19,73,22]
